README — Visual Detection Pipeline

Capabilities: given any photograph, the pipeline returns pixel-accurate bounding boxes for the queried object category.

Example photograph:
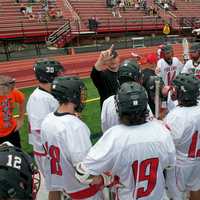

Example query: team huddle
[0,42,200,200]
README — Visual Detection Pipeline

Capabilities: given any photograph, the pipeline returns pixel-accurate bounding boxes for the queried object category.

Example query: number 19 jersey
[83,120,176,200]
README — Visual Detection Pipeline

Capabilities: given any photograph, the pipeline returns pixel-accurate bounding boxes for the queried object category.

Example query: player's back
[101,95,154,133]
[27,87,58,148]
[101,95,119,133]
[100,120,175,200]
[165,105,200,165]
[40,112,95,195]
[27,87,58,130]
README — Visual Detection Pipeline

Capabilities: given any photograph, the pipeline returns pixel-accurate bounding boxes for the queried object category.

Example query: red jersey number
[188,131,200,158]
[132,158,159,198]
[49,145,63,176]
[167,70,176,86]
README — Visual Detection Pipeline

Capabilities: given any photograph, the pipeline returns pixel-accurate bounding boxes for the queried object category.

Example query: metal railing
[0,19,66,39]
[62,0,81,27]
[81,16,164,33]
[169,17,200,30]
[47,20,71,45]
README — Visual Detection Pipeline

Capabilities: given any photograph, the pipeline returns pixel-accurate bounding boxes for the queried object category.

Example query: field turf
[18,78,101,154]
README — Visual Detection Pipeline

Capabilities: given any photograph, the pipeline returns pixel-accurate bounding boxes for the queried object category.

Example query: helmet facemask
[75,85,87,113]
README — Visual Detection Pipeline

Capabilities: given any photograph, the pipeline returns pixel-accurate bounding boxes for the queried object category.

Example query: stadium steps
[55,0,88,32]
[0,44,184,88]
[67,0,164,33]
[155,0,200,30]
[170,0,200,18]
[0,0,68,39]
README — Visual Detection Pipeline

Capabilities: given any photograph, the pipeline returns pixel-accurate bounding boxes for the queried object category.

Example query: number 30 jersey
[40,112,99,197]
[157,57,183,86]
[82,120,176,200]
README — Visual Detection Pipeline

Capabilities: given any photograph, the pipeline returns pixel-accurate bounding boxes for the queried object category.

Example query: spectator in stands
[42,2,49,13]
[143,0,147,10]
[135,0,140,10]
[125,0,130,7]
[0,75,25,148]
[129,0,134,7]
[163,1,169,10]
[20,3,26,15]
[49,7,56,19]
[106,0,113,7]
[151,6,158,15]
[155,7,160,16]
[26,4,32,13]
[171,0,177,10]
[88,16,99,31]
[37,11,43,23]
[56,9,63,18]
[148,5,154,15]
[28,14,35,20]
[90,45,120,108]
[119,0,126,11]
[112,0,122,17]
[26,4,33,18]
[160,0,164,7]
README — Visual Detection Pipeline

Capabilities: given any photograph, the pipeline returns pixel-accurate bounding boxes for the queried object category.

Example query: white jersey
[157,57,183,85]
[164,105,200,165]
[26,87,58,151]
[101,95,154,133]
[83,120,176,200]
[166,91,178,112]
[164,105,200,193]
[181,59,200,79]
[41,112,102,199]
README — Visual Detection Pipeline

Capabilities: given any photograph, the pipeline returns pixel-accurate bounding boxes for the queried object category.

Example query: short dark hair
[119,108,148,126]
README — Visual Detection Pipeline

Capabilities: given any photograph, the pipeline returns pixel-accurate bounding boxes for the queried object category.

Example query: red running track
[0,44,183,88]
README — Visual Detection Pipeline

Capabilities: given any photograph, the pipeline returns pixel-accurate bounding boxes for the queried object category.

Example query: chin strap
[164,58,173,65]
[193,57,200,67]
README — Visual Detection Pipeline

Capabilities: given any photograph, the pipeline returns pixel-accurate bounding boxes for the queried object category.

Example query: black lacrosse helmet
[0,142,40,200]
[115,82,148,117]
[173,73,200,102]
[34,58,64,83]
[51,76,86,112]
[118,59,142,85]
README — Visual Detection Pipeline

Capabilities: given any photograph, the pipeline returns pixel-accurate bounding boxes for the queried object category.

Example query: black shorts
[0,129,21,148]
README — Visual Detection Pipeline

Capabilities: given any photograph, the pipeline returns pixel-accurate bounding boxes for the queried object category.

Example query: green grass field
[19,78,101,154]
